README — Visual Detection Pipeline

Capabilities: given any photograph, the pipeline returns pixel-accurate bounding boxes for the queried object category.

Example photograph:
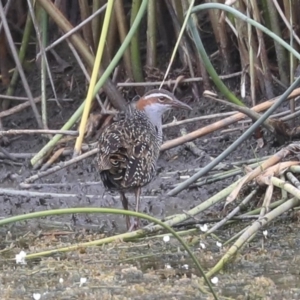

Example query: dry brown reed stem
[79,0,95,51]
[161,88,300,151]
[251,0,274,99]
[256,161,300,186]
[206,0,232,74]
[266,0,289,86]
[114,0,133,79]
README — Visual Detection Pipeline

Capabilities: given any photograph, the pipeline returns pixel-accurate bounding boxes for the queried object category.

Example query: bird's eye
[158,97,165,102]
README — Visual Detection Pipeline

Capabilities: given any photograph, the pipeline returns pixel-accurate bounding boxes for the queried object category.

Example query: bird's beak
[171,98,192,110]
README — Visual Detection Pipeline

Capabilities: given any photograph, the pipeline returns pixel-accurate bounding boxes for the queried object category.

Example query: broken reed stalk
[259,183,273,218]
[220,197,288,247]
[286,172,300,189]
[206,197,300,278]
[226,144,300,205]
[205,189,259,235]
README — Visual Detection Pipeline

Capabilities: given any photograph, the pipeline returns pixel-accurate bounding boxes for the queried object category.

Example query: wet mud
[0,64,300,298]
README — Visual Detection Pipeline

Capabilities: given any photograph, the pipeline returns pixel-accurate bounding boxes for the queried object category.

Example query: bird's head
[135,89,192,117]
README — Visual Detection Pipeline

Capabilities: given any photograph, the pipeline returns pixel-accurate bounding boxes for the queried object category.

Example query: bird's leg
[119,191,131,230]
[129,187,141,231]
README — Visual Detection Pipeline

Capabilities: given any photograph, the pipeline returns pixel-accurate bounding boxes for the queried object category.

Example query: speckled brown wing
[97,111,160,191]
[97,120,129,190]
[123,137,156,188]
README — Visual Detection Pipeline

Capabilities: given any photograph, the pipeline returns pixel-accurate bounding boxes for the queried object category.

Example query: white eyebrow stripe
[143,93,173,100]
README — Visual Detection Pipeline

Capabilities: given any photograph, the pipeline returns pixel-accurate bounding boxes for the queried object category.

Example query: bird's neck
[140,105,163,139]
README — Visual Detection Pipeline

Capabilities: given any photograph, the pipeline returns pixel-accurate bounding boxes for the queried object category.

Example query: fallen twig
[116,71,243,87]
[21,148,98,186]
[0,96,41,118]
[0,129,78,136]
[0,187,102,199]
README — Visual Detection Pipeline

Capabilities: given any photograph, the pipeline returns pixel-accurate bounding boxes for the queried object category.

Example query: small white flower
[59,278,64,283]
[163,235,170,243]
[263,230,268,237]
[33,293,41,300]
[199,242,206,249]
[79,277,87,287]
[182,264,189,270]
[211,277,219,285]
[165,264,172,269]
[200,224,208,232]
[15,251,27,265]
[216,241,222,248]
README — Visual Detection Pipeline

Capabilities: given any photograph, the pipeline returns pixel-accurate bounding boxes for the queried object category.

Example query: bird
[97,89,192,231]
